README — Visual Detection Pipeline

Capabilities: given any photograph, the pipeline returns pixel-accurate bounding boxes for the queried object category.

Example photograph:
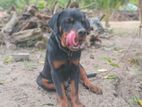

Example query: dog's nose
[78,29,87,36]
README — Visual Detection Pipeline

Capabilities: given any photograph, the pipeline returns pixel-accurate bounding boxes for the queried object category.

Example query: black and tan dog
[36,8,102,107]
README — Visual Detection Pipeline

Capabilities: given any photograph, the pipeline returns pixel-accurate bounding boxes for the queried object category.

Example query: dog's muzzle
[66,30,86,51]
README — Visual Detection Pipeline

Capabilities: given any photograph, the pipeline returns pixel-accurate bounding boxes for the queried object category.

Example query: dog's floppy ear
[82,12,91,34]
[84,17,91,34]
[85,19,91,31]
[48,12,61,35]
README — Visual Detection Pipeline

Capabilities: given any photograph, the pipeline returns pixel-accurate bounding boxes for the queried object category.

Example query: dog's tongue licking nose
[66,30,78,47]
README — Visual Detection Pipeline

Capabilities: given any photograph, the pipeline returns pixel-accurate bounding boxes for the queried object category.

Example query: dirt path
[0,21,142,107]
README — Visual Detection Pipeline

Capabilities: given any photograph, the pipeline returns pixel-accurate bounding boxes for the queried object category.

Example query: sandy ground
[0,21,142,107]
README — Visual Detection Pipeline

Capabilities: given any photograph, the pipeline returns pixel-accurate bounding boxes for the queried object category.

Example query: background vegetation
[0,0,139,27]
[0,0,138,10]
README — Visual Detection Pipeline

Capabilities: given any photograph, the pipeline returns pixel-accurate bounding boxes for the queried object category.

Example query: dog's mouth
[66,30,86,51]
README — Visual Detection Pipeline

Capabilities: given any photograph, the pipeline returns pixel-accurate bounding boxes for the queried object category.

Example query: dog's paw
[89,85,103,95]
[57,102,68,107]
[72,102,85,107]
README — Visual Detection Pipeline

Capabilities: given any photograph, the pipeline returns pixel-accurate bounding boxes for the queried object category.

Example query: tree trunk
[35,0,39,7]
[104,9,111,28]
[66,0,72,8]
[25,0,30,5]
[52,0,58,14]
[139,0,142,28]
[53,2,59,14]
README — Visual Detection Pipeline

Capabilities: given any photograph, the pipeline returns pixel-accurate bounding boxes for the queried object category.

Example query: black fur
[37,8,90,96]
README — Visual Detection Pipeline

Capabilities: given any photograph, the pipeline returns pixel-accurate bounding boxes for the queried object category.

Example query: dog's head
[48,8,90,51]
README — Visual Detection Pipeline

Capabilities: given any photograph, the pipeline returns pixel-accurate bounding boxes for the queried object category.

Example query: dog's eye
[67,18,74,24]
[81,19,85,24]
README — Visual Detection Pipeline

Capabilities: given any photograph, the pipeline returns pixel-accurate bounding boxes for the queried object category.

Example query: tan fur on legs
[70,80,85,107]
[79,65,103,94]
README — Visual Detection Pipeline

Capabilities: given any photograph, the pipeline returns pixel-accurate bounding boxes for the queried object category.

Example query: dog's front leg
[51,60,68,107]
[51,69,68,107]
[70,60,85,107]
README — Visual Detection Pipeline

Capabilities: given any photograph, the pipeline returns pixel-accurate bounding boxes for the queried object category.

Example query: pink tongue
[66,30,78,47]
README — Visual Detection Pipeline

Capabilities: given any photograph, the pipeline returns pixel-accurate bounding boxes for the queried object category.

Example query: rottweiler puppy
[37,8,102,107]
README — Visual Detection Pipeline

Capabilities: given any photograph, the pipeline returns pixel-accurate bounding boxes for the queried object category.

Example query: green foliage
[3,55,13,64]
[93,0,129,27]
[129,0,138,5]
[104,74,118,80]
[58,0,68,7]
[37,0,47,9]
[102,57,119,68]
[0,0,17,9]
[0,0,137,11]
[0,0,46,10]
[130,96,142,106]
[79,0,95,9]
[94,0,128,11]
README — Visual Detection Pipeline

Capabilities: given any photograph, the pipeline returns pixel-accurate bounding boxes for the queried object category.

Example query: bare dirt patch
[0,21,142,107]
